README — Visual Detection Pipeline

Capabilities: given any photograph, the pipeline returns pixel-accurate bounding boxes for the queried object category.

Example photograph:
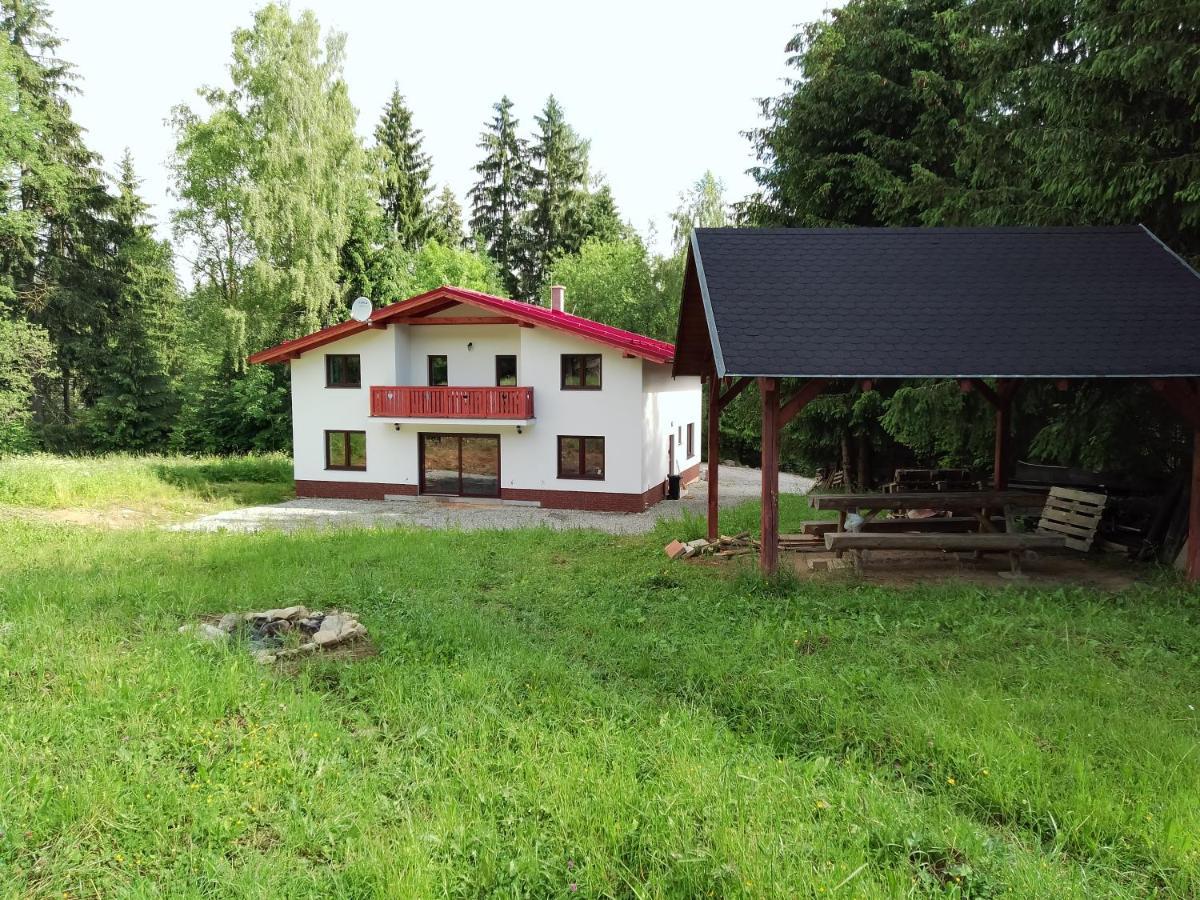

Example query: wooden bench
[801,516,1004,537]
[823,532,1067,575]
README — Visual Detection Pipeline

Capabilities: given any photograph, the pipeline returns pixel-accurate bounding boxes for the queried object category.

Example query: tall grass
[0,490,1197,895]
[0,453,293,517]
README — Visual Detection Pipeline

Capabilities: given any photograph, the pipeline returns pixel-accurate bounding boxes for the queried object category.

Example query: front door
[419,433,500,498]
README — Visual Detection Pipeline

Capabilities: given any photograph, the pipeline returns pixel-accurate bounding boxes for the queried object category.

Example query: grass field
[1,458,1198,896]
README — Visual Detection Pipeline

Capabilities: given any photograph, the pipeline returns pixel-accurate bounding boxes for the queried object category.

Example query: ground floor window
[325,430,366,471]
[558,435,605,479]
[687,422,695,458]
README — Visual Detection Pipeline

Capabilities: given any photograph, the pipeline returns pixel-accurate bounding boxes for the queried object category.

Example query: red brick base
[294,478,684,512]
[295,480,416,501]
[680,462,701,486]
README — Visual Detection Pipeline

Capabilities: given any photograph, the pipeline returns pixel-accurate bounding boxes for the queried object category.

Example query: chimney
[550,284,565,313]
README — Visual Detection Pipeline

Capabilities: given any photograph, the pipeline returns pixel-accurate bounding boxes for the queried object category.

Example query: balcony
[370,385,534,421]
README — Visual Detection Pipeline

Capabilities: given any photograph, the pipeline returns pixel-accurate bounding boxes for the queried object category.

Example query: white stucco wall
[641,362,703,492]
[288,307,701,498]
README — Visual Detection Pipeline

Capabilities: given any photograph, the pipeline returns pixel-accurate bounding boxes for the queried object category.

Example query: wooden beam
[968,378,1001,409]
[716,376,752,413]
[779,379,828,428]
[1153,379,1200,430]
[707,372,722,541]
[1191,427,1200,582]
[760,377,781,576]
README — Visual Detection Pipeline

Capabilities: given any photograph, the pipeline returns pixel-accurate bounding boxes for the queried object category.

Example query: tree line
[3,0,1195,483]
[0,1,722,455]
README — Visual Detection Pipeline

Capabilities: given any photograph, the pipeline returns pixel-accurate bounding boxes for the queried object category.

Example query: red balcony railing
[370,385,534,420]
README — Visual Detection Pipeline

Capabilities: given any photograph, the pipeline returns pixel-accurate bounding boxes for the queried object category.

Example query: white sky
[50,0,832,258]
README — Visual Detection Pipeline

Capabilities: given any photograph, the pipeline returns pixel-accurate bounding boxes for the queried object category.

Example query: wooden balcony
[370,385,534,420]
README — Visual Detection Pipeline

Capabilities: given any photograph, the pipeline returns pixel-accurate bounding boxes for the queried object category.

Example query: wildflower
[946,777,956,785]
[815,799,830,810]
[567,859,575,870]
[114,853,124,863]
[569,884,577,893]
[981,768,990,777]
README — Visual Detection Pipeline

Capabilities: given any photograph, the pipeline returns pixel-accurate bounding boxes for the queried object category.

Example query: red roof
[247,285,676,366]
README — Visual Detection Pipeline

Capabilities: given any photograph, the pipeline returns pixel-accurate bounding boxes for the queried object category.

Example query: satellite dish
[350,296,373,323]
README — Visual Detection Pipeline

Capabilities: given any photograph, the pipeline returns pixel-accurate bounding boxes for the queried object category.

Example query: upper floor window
[561,353,601,390]
[428,355,448,386]
[325,354,360,388]
[325,430,366,471]
[496,355,517,386]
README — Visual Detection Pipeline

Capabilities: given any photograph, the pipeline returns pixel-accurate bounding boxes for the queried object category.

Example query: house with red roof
[249,285,702,511]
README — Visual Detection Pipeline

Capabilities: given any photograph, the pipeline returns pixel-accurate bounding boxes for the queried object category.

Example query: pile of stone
[179,605,367,664]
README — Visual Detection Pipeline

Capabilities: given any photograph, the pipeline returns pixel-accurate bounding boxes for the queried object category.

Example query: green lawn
[0,461,1198,896]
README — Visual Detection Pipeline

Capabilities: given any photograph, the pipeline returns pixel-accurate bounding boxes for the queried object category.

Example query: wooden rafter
[779,379,830,427]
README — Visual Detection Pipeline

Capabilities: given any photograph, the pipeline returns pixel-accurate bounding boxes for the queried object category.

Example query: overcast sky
[50,0,833,258]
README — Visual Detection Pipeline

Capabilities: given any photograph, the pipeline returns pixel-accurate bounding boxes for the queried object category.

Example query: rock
[685,538,709,550]
[252,649,277,664]
[179,623,230,643]
[252,605,309,622]
[313,613,366,648]
[217,613,241,633]
[274,642,319,659]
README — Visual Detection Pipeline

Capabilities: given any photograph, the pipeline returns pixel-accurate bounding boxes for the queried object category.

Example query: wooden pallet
[1036,487,1106,552]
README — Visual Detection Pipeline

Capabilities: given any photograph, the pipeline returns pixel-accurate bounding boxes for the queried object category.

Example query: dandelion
[981,768,990,777]
[946,777,956,785]
[114,853,124,863]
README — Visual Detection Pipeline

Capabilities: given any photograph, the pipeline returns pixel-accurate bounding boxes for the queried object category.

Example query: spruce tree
[525,95,591,296]
[469,96,531,297]
[374,85,434,250]
[83,152,181,451]
[429,185,464,247]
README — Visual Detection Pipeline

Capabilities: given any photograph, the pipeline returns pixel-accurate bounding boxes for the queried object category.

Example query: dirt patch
[783,548,1142,591]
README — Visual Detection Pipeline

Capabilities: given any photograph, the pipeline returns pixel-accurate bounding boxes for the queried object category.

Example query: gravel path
[174,465,815,535]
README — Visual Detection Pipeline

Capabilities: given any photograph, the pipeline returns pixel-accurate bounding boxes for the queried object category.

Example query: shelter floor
[788,548,1141,591]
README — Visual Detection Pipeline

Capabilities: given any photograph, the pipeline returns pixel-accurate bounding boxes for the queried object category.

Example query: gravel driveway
[175,465,815,535]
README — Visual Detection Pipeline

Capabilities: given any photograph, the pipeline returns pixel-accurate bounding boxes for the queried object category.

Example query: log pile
[664,531,825,560]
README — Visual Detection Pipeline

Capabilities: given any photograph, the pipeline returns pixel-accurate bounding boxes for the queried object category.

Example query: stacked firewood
[664,531,826,560]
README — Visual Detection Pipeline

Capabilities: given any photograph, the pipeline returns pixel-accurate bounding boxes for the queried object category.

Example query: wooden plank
[1038,517,1098,539]
[1039,508,1102,530]
[1049,486,1107,505]
[809,491,1045,512]
[824,532,1065,552]
[801,517,1005,536]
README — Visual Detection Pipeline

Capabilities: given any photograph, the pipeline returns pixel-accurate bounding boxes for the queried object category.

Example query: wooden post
[706,373,721,541]
[1190,427,1200,581]
[993,402,1010,490]
[760,377,781,577]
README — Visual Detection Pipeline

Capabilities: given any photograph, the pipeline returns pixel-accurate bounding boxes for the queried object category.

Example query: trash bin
[667,474,681,500]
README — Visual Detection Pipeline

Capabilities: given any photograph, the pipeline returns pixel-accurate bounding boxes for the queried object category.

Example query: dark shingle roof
[689,226,1200,378]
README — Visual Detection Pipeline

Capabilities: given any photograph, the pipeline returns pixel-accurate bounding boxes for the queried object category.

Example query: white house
[248,285,703,511]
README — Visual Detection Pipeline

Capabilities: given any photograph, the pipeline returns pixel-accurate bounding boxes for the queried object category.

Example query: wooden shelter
[672,226,1200,579]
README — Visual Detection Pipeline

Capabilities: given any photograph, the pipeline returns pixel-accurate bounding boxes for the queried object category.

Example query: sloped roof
[674,225,1200,378]
[248,285,675,366]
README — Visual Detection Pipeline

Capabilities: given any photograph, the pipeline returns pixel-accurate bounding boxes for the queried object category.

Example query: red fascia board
[248,285,675,365]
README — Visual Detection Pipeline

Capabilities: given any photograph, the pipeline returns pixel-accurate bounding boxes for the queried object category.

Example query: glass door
[419,434,500,498]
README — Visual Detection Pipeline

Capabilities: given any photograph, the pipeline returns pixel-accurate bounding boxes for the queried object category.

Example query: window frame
[427,354,449,387]
[560,353,602,391]
[557,435,605,480]
[686,423,695,459]
[495,354,518,387]
[324,354,361,389]
[325,429,367,471]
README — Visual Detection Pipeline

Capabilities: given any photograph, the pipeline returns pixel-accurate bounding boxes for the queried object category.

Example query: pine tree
[1,0,118,440]
[469,96,531,297]
[82,152,181,451]
[374,85,434,250]
[429,185,464,247]
[525,95,591,296]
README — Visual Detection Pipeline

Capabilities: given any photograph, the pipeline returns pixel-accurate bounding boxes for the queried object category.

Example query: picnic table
[809,490,1046,534]
[807,489,1063,573]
